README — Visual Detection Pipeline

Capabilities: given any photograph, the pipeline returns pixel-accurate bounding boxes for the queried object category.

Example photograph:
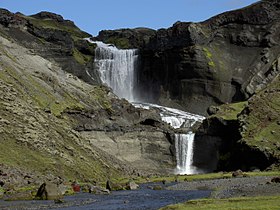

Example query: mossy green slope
[239,76,280,160]
[210,101,248,121]
[207,76,280,167]
[161,196,280,210]
[0,34,122,182]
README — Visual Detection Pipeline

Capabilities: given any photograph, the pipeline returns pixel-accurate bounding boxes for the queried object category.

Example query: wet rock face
[193,116,276,172]
[133,0,280,114]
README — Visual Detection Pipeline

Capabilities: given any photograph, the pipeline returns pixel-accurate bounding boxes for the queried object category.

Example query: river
[0,182,210,209]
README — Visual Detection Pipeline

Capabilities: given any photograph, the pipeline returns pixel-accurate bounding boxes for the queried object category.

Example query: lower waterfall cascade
[88,39,205,174]
[175,133,195,175]
[134,102,204,174]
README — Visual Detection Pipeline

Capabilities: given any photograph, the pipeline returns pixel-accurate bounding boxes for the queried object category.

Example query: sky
[1,0,259,36]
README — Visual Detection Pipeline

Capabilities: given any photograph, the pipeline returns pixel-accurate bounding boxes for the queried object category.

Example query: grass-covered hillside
[204,73,280,171]
[0,32,123,181]
[239,74,280,164]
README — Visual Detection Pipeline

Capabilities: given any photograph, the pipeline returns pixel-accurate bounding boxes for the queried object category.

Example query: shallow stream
[0,183,210,210]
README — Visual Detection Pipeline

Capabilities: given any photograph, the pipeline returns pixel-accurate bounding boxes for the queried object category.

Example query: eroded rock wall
[96,1,280,115]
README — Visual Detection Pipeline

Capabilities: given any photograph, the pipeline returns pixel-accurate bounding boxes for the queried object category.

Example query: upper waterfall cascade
[87,39,205,174]
[89,40,138,102]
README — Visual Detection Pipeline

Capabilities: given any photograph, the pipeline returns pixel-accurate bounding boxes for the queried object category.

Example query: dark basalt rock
[95,27,156,49]
[138,0,280,115]
[192,115,277,172]
[0,9,27,28]
[95,1,280,115]
[31,11,65,22]
[0,9,98,85]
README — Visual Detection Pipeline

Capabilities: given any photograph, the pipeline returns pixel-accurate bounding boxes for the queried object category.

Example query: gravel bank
[168,176,280,198]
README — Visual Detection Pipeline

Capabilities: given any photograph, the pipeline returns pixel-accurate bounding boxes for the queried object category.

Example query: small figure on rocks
[71,181,81,192]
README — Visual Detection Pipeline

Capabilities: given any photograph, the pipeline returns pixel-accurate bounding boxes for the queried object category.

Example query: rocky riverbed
[0,182,211,210]
[168,176,280,199]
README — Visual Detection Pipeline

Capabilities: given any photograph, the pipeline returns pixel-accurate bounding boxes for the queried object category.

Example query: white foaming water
[86,39,205,175]
[133,102,204,175]
[175,133,196,175]
[88,40,138,102]
[133,102,204,128]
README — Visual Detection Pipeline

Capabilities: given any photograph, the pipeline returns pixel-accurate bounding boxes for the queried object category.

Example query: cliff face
[193,74,280,172]
[138,0,280,115]
[0,9,176,184]
[97,0,280,115]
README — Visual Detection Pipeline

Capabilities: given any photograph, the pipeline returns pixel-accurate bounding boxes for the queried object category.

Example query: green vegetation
[203,44,232,82]
[212,101,248,120]
[25,16,89,39]
[0,50,120,182]
[161,196,280,210]
[91,86,114,113]
[241,76,280,157]
[25,16,95,66]
[72,48,92,65]
[105,37,130,49]
[111,171,280,186]
[208,61,215,67]
[0,66,84,117]
[0,138,56,173]
[203,47,215,68]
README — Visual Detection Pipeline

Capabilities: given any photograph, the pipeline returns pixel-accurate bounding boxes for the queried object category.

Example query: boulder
[271,177,280,183]
[151,185,163,190]
[58,184,68,195]
[125,181,139,190]
[106,180,125,191]
[88,185,110,195]
[36,182,63,200]
[232,170,244,178]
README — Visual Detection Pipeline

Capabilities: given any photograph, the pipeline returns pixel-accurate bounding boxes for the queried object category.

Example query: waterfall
[175,133,196,175]
[91,41,138,102]
[87,39,205,175]
[133,102,204,175]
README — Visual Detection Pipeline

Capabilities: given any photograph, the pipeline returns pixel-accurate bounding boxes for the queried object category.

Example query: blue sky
[1,0,259,36]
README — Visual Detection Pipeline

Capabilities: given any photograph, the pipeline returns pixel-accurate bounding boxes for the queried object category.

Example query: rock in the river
[89,185,110,195]
[36,182,63,200]
[125,181,139,190]
[151,185,163,190]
